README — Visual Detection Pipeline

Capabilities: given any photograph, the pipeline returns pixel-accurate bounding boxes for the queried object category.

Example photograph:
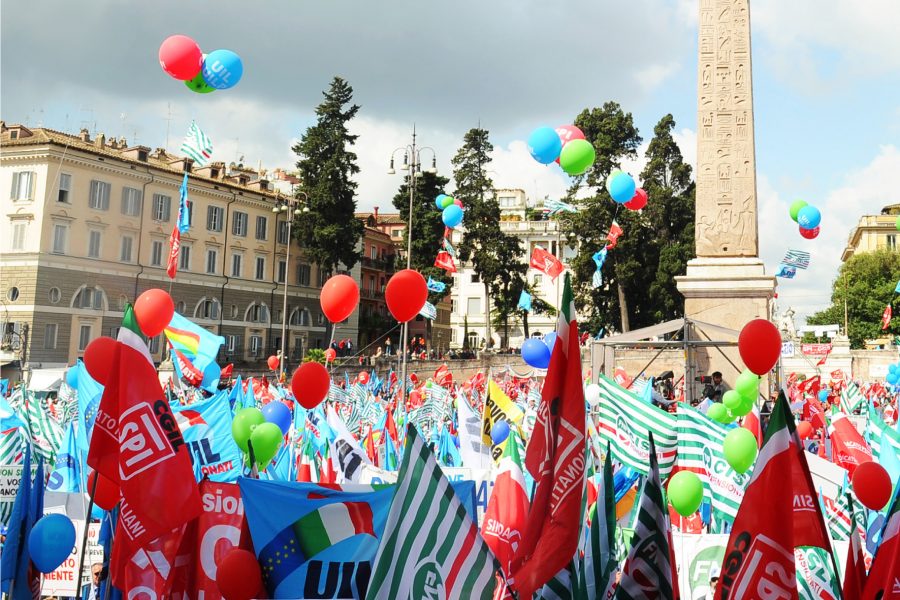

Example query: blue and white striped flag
[545,198,578,215]
[782,249,811,269]
[180,121,213,167]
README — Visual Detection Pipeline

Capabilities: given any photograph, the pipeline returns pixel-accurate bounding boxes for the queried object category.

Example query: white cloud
[633,62,681,93]
[488,140,570,202]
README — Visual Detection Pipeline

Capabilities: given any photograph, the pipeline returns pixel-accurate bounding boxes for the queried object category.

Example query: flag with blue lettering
[46,421,83,493]
[426,277,446,293]
[172,390,243,482]
[776,264,797,279]
[518,290,532,312]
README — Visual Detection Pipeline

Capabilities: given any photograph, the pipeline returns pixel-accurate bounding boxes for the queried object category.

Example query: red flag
[605,221,624,249]
[529,246,564,280]
[172,345,204,386]
[843,499,868,600]
[862,490,900,599]
[829,413,873,477]
[803,397,827,431]
[509,274,585,597]
[87,327,201,553]
[483,431,529,575]
[798,375,821,396]
[816,345,832,366]
[741,403,763,449]
[882,304,893,330]
[111,525,188,594]
[715,394,832,600]
[166,225,181,279]
[219,363,234,379]
[434,250,457,273]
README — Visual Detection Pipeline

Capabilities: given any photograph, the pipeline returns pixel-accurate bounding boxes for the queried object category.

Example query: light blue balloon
[28,514,76,573]
[888,371,899,385]
[608,172,636,204]
[543,331,557,353]
[818,389,829,403]
[797,205,821,229]
[522,338,551,369]
[202,49,244,90]
[528,126,562,164]
[65,364,79,388]
[890,364,898,374]
[435,194,448,210]
[442,204,463,228]
[262,401,292,436]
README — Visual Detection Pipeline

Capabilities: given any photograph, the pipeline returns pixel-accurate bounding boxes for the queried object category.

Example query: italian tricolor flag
[293,501,375,558]
[482,428,528,575]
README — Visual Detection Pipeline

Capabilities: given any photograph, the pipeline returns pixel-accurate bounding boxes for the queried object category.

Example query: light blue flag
[592,248,608,288]
[267,442,296,481]
[46,422,83,493]
[178,173,191,233]
[75,360,103,452]
[641,377,654,405]
[306,407,334,451]
[0,394,26,431]
[880,430,900,489]
[0,446,31,598]
[0,379,7,397]
[243,377,257,409]
[895,280,900,294]
[518,290,532,312]
[172,390,243,482]
[228,375,243,411]
[426,277,446,293]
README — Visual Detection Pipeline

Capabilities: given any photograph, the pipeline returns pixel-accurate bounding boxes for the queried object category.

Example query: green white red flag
[843,495,868,600]
[862,488,900,599]
[482,428,529,576]
[509,273,586,598]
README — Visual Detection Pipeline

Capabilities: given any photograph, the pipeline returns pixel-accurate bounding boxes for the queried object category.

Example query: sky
[3,0,899,324]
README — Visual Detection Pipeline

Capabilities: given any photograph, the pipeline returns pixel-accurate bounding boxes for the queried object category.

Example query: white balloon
[585,383,601,407]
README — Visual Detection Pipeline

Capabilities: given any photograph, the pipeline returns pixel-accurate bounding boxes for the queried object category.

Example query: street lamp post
[388,126,437,403]
[273,191,309,381]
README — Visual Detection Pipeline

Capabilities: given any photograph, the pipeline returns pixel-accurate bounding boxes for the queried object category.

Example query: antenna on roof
[164,103,173,151]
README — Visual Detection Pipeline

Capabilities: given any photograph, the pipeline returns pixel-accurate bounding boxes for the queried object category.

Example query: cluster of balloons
[159,35,244,94]
[435,194,464,229]
[28,514,76,574]
[521,332,557,369]
[886,362,900,385]
[231,405,285,469]
[789,200,821,239]
[607,169,646,209]
[527,125,596,176]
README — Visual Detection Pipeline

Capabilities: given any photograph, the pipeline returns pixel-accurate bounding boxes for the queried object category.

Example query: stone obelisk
[676,0,776,377]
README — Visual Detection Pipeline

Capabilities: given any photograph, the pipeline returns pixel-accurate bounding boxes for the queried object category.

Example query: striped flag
[596,374,678,477]
[867,402,900,460]
[782,249,811,269]
[535,564,577,600]
[862,487,900,599]
[16,388,63,463]
[842,496,867,600]
[676,403,751,524]
[580,448,617,599]
[615,434,675,599]
[365,424,498,599]
[180,121,213,166]
[0,427,24,466]
[841,381,864,414]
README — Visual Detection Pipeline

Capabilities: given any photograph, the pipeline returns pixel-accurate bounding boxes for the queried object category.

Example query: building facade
[356,214,396,352]
[448,189,575,350]
[0,122,355,378]
[841,204,900,261]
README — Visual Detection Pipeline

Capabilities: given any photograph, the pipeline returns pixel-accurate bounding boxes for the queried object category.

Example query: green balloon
[249,422,283,468]
[707,403,728,423]
[789,199,808,223]
[231,408,265,452]
[440,196,455,209]
[895,215,900,231]
[667,471,704,516]
[723,427,759,473]
[722,390,743,412]
[559,139,596,176]
[732,395,755,417]
[735,369,760,402]
[606,169,624,193]
[185,71,216,94]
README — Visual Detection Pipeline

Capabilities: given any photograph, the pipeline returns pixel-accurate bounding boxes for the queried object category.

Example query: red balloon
[738,319,782,376]
[385,269,428,322]
[453,198,463,208]
[624,188,648,211]
[796,421,813,439]
[158,35,203,81]
[852,461,892,511]
[291,362,330,409]
[320,275,360,323]
[134,288,175,337]
[357,371,370,384]
[554,125,586,164]
[84,337,118,385]
[88,470,120,511]
[324,348,337,363]
[266,355,280,370]
[799,226,820,239]
[216,549,264,600]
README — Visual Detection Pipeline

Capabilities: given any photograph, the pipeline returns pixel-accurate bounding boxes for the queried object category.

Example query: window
[176,301,186,314]
[121,187,142,217]
[231,253,243,277]
[232,211,248,237]
[48,287,61,304]
[150,240,164,266]
[148,335,160,354]
[11,223,26,250]
[43,324,57,349]
[249,335,262,356]
[370,245,377,259]
[226,335,240,353]
[7,287,19,302]
[118,295,128,310]
[248,304,268,323]
[277,221,290,244]
[78,325,92,351]
[58,173,71,203]
[296,263,311,286]
[75,286,104,310]
[207,205,224,232]
[392,228,402,238]
[255,256,266,280]
[185,200,194,226]
[152,194,171,222]
[290,309,310,326]
[450,299,456,314]
[230,305,238,318]
[277,260,287,283]
[533,274,543,286]
[179,244,191,271]
[206,249,218,274]
[470,274,480,283]
[369,275,376,292]
[89,180,111,210]
[273,309,283,324]
[255,216,268,240]
[52,224,68,254]
[318,269,331,287]
[467,297,481,315]
[88,230,102,258]
[888,235,898,251]
[10,171,35,201]
[120,235,134,262]
[196,299,220,319]
[317,312,326,325]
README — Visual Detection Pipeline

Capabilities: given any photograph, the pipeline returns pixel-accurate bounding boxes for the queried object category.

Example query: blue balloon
[29,514,76,573]
[200,360,221,392]
[435,194,448,210]
[608,172,636,203]
[442,204,464,228]
[65,364,79,388]
[818,389,829,403]
[522,338,551,369]
[491,420,510,445]
[890,364,898,374]
[797,205,821,229]
[528,126,562,164]
[543,331,557,353]
[202,49,244,90]
[887,371,899,385]
[262,401,292,436]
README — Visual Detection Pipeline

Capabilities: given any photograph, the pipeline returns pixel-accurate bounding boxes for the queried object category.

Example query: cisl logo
[118,402,175,480]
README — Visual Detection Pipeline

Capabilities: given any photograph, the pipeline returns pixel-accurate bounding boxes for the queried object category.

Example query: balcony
[361,288,383,300]
[360,255,396,273]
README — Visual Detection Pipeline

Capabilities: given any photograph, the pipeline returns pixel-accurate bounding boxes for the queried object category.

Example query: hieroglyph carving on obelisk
[696,0,758,257]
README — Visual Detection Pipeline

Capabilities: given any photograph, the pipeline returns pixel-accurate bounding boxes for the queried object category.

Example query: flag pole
[74,471,99,600]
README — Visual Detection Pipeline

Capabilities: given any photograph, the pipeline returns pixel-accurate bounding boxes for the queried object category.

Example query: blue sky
[3,0,898,323]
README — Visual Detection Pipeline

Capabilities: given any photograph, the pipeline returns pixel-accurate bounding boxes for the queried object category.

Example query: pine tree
[292,77,364,274]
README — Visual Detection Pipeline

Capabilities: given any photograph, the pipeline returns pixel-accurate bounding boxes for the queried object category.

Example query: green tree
[493,281,556,344]
[808,249,900,348]
[452,127,523,348]
[293,77,364,273]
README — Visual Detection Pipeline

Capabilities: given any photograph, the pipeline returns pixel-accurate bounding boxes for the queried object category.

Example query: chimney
[119,137,127,148]
[79,128,90,143]
[108,138,118,150]
[153,147,168,161]
[374,206,379,224]
[95,133,106,149]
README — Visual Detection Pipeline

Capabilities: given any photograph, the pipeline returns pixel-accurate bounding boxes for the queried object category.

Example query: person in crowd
[384,337,392,356]
[87,562,104,600]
